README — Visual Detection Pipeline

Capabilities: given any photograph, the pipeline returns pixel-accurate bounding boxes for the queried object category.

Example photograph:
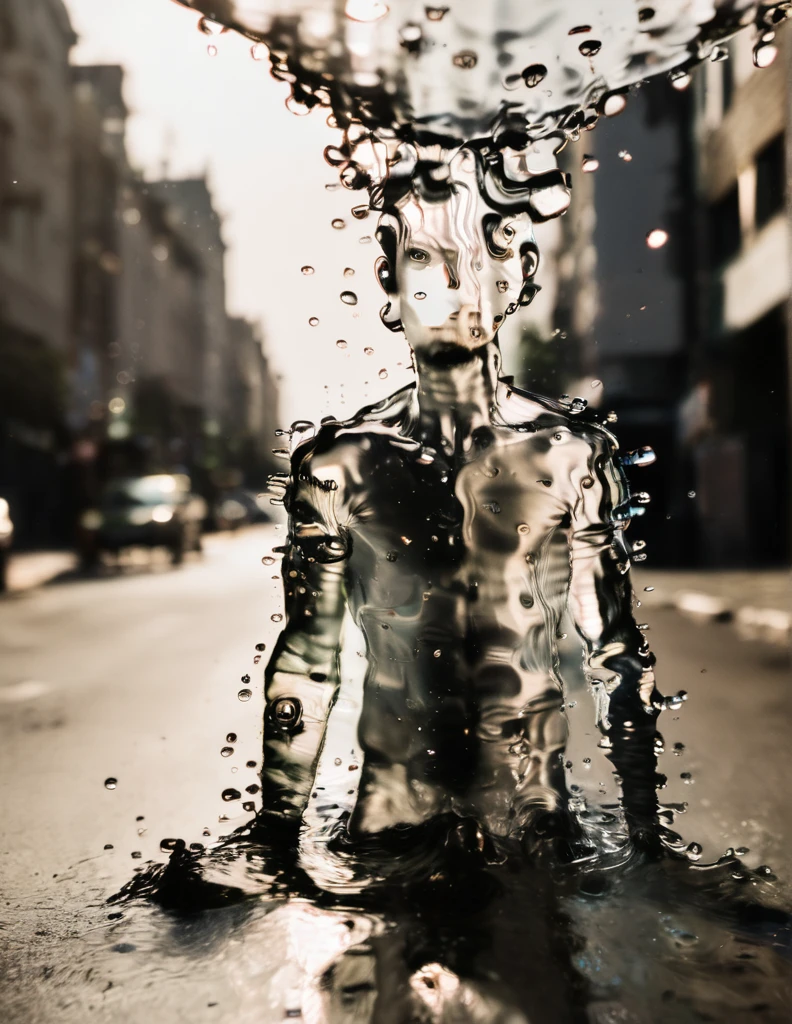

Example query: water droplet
[378,368,388,379]
[618,149,633,162]
[104,778,118,790]
[452,50,478,69]
[336,339,348,350]
[222,788,241,802]
[351,205,369,220]
[579,40,601,57]
[646,228,669,249]
[255,643,266,652]
[711,45,729,63]
[386,551,398,562]
[433,649,442,658]
[261,556,275,566]
[669,69,691,90]
[753,42,778,68]
[680,772,693,784]
[226,732,237,743]
[522,63,547,88]
[425,5,449,20]
[343,268,355,279]
[582,155,599,173]
[238,689,252,702]
[413,291,427,300]
[301,265,314,276]
[221,746,234,757]
[359,235,372,244]
[517,524,530,535]
[198,16,226,35]
[364,347,374,356]
[131,851,142,859]
[340,291,358,305]
[206,44,218,58]
[308,317,319,327]
[271,613,283,623]
[603,93,627,117]
[331,218,346,230]
[250,43,265,61]
[687,490,696,498]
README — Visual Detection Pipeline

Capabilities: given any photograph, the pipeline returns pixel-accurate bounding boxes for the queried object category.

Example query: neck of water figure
[411,341,500,454]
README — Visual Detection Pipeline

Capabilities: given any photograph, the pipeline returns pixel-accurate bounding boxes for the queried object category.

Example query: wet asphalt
[0,524,789,1021]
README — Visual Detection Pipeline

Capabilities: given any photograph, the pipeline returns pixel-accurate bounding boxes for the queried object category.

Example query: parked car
[211,488,271,531]
[0,498,13,592]
[78,474,206,567]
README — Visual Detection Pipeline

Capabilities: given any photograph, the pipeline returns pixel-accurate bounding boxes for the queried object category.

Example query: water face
[54,2,792,1022]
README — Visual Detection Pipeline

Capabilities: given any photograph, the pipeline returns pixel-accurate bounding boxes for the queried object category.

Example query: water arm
[567,437,661,845]
[263,450,349,819]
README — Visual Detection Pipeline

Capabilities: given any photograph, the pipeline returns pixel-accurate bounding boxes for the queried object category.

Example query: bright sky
[63,0,413,424]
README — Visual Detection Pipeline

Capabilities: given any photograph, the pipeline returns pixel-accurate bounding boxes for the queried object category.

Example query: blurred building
[226,315,280,485]
[0,0,76,545]
[686,29,790,566]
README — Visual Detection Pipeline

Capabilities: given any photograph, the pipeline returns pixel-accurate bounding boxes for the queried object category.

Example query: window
[755,134,785,228]
[707,184,740,267]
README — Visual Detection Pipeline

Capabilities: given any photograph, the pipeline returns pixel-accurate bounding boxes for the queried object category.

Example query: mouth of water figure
[102,2,791,1022]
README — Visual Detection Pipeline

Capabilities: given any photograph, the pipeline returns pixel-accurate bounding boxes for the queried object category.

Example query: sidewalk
[633,568,791,648]
[5,550,77,594]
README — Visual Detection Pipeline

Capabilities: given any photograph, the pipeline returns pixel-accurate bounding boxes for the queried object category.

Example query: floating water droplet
[452,50,478,69]
[331,218,346,230]
[618,149,632,162]
[582,155,599,173]
[603,93,627,117]
[753,42,778,68]
[340,290,358,305]
[336,339,348,350]
[646,228,669,249]
[433,649,442,658]
[343,267,355,278]
[669,69,691,90]
[226,732,237,743]
[680,772,693,784]
[308,317,319,326]
[414,291,426,300]
[131,851,142,859]
[221,746,234,757]
[222,788,241,802]
[198,16,226,36]
[522,63,547,88]
[271,613,283,623]
[378,368,388,379]
[425,5,449,20]
[301,266,314,276]
[261,556,275,566]
[687,490,696,498]
[579,40,601,57]
[255,643,266,652]
[104,777,118,790]
[364,347,374,356]
[206,44,218,58]
[351,205,369,220]
[359,235,372,244]
[238,689,252,702]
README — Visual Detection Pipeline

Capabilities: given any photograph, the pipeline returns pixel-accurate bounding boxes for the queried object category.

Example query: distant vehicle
[211,488,271,531]
[78,474,206,567]
[0,498,13,592]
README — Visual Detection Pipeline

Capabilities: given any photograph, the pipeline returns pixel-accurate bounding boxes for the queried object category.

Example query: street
[0,528,789,1021]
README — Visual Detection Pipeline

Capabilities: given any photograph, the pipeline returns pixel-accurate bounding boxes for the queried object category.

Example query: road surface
[0,527,789,1022]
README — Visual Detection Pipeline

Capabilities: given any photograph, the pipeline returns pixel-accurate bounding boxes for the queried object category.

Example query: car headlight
[151,504,174,524]
[80,509,103,530]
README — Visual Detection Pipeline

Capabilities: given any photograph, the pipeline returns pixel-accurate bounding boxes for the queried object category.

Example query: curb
[665,589,791,648]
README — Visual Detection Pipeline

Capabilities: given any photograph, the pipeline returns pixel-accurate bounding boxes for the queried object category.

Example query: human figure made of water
[261,147,662,858]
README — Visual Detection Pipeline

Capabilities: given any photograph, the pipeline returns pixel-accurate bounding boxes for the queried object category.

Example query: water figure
[263,147,661,852]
